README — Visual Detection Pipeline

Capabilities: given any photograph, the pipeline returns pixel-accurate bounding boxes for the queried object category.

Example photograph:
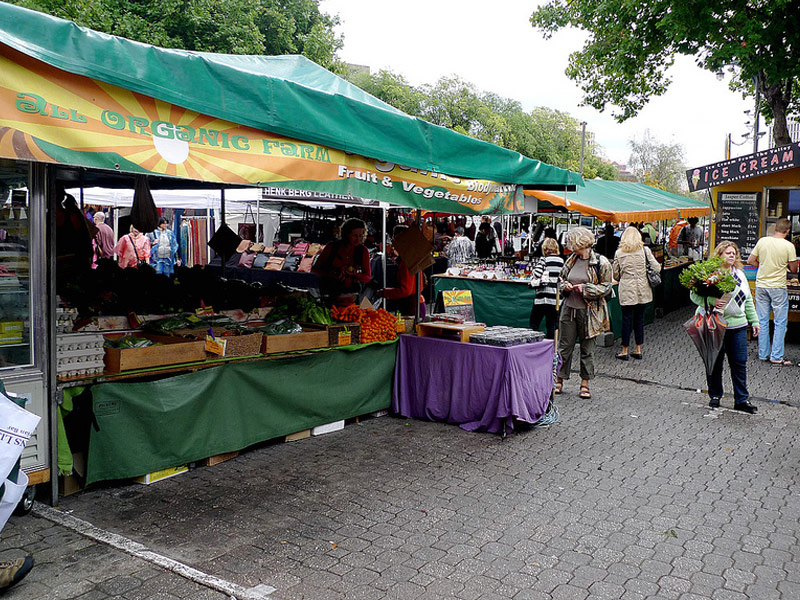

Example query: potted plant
[678,256,736,298]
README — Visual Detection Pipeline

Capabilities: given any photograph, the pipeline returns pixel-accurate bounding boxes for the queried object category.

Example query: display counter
[61,342,397,485]
[392,335,553,434]
[433,275,664,338]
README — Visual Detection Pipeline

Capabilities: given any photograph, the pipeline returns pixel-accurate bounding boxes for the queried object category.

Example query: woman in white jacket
[612,226,661,360]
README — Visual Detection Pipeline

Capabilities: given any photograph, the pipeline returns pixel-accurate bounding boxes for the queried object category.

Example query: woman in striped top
[529,238,564,339]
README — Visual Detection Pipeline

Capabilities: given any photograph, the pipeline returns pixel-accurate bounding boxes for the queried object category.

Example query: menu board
[716,192,760,256]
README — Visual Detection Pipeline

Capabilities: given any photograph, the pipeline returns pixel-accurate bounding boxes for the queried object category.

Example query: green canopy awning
[0,1,581,189]
[528,180,710,222]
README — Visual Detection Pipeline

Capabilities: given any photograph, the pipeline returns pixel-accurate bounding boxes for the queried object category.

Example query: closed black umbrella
[683,307,727,378]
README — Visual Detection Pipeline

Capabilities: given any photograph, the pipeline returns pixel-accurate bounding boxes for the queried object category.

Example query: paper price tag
[337,332,351,346]
[205,335,227,356]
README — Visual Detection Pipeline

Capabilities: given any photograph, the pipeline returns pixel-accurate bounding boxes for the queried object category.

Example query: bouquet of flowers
[678,256,736,298]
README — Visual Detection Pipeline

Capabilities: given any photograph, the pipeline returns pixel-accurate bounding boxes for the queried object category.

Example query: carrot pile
[331,306,398,343]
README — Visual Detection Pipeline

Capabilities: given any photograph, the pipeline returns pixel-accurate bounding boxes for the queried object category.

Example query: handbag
[253,253,270,269]
[297,256,314,273]
[238,251,256,268]
[237,204,257,242]
[644,249,661,288]
[129,234,148,268]
[208,223,242,261]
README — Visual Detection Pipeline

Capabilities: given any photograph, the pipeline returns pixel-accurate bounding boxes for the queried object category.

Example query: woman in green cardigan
[690,241,760,413]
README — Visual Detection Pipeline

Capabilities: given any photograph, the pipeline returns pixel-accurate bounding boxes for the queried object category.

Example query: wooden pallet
[416,322,485,342]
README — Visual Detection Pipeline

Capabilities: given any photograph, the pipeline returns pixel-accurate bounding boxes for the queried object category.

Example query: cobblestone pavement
[2,306,800,599]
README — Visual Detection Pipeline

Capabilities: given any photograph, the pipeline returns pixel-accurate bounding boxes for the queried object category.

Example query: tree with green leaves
[344,69,618,180]
[628,131,686,193]
[8,0,342,69]
[531,0,800,147]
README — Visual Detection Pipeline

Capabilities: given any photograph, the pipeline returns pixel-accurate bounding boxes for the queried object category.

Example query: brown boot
[0,556,33,591]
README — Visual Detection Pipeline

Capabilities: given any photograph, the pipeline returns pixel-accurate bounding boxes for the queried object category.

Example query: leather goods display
[307,243,323,256]
[253,253,269,269]
[236,239,253,254]
[282,255,301,271]
[297,256,315,273]
[238,251,256,268]
[265,256,285,271]
[292,242,310,256]
[274,242,292,255]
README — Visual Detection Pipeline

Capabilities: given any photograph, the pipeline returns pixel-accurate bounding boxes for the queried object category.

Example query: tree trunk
[762,80,793,147]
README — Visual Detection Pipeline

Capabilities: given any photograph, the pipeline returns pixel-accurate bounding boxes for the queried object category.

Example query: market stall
[0,1,581,503]
[686,143,800,320]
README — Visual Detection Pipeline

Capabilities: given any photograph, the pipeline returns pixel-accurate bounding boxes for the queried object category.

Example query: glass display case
[0,164,31,369]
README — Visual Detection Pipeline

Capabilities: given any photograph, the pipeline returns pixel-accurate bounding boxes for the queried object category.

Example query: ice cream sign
[686,143,800,192]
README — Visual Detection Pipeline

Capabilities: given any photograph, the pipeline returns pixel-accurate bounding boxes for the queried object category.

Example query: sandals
[554,379,563,394]
[579,385,592,399]
[770,359,793,366]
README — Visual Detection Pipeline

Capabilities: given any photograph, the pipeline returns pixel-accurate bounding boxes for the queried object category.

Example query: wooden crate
[416,322,485,342]
[202,451,239,466]
[104,334,207,373]
[262,326,329,354]
[205,332,263,357]
[327,322,361,346]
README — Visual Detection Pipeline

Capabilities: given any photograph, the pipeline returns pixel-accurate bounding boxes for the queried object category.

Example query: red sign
[686,143,800,192]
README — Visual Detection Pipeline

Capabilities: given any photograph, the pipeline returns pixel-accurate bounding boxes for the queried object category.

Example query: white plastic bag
[0,393,40,481]
[0,470,28,529]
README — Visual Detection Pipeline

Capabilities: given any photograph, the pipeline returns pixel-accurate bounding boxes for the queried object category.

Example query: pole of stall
[220,189,226,277]
[381,205,387,310]
[414,209,421,324]
[256,191,260,243]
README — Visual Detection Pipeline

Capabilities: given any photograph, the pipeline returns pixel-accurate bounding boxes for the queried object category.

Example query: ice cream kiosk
[686,142,800,320]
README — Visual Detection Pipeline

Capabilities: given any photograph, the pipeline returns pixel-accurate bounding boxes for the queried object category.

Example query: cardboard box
[311,420,345,436]
[392,225,435,275]
[134,464,188,485]
[261,326,329,354]
[104,334,207,373]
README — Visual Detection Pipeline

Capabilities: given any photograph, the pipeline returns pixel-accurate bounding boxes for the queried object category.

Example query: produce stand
[392,335,553,434]
[0,1,582,504]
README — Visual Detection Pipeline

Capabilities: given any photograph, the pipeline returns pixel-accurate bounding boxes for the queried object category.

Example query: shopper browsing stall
[445,227,475,268]
[147,217,179,276]
[613,227,661,360]
[747,217,798,365]
[692,242,760,412]
[114,225,150,269]
[312,218,371,303]
[555,227,613,399]
[529,238,563,339]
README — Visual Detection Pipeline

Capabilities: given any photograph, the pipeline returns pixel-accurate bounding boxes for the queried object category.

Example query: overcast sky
[320,0,759,171]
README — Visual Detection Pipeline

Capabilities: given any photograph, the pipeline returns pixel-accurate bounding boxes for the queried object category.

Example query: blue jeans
[754,287,789,361]
[708,326,750,404]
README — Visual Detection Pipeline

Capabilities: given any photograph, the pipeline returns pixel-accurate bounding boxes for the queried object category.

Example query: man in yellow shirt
[747,218,798,364]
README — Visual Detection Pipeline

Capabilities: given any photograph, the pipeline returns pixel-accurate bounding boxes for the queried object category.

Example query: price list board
[716,192,760,256]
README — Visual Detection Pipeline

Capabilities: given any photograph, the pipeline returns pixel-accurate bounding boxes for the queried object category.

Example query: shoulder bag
[129,234,148,268]
[644,248,661,288]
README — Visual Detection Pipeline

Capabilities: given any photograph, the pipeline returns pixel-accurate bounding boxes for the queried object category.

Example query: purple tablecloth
[392,335,554,433]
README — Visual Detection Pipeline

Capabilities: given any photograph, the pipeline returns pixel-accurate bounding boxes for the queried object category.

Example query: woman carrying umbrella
[689,241,760,412]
